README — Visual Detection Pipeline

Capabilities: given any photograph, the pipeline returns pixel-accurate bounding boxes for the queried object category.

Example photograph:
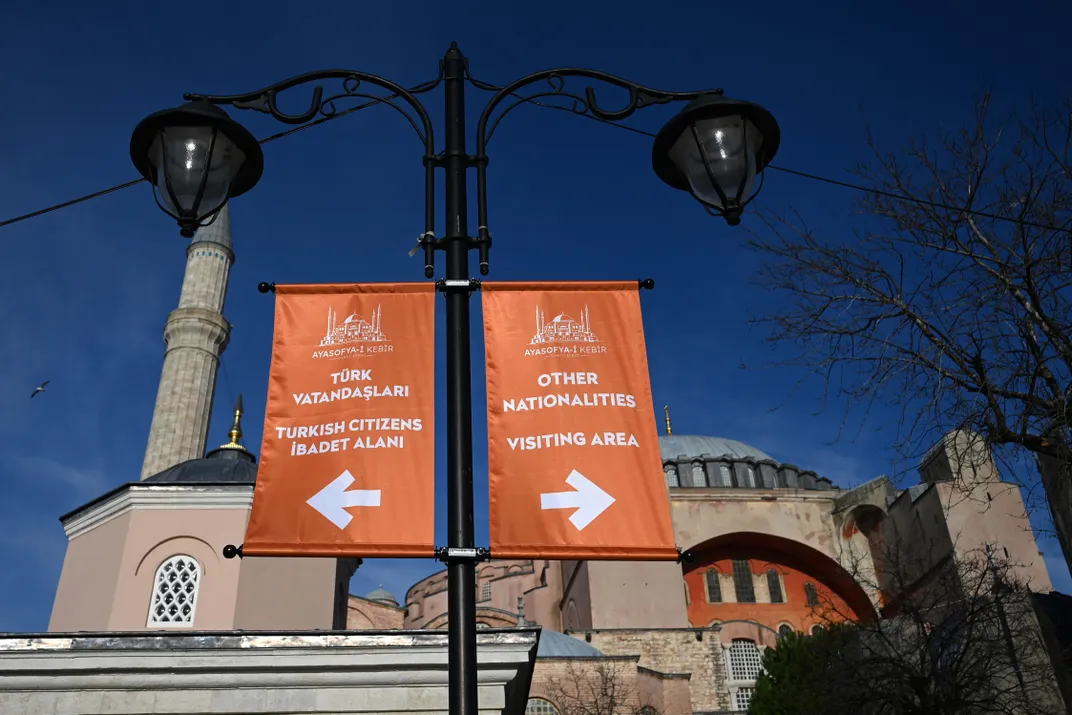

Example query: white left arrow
[307,469,381,530]
[540,469,616,531]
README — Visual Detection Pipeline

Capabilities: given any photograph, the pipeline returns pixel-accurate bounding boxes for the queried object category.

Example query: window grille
[147,555,201,626]
[734,687,755,710]
[719,464,733,487]
[664,464,679,488]
[706,569,722,603]
[766,568,784,603]
[732,560,755,603]
[481,582,492,601]
[805,581,819,606]
[692,462,706,486]
[526,699,559,715]
[728,639,762,680]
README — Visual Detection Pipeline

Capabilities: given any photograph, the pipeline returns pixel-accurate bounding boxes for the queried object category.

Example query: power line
[0,98,384,230]
[0,95,1066,234]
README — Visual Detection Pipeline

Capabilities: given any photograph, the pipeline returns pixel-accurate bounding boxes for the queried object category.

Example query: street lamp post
[130,42,779,715]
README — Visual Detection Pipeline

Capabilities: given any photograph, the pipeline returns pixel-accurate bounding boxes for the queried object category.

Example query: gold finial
[221,394,245,449]
[664,405,673,436]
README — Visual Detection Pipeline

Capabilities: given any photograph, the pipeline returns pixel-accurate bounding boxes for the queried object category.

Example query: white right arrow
[540,469,616,531]
[307,469,381,530]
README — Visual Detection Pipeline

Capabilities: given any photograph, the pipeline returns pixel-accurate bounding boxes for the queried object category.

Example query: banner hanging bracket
[258,282,277,294]
[434,546,491,564]
[223,544,244,559]
[436,278,481,295]
[638,278,655,290]
[676,547,695,564]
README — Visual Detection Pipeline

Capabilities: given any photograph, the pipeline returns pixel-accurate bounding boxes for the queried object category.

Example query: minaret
[140,205,235,479]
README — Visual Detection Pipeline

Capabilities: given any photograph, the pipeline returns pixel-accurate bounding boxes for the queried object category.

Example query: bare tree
[541,660,662,715]
[785,532,1067,714]
[747,93,1072,574]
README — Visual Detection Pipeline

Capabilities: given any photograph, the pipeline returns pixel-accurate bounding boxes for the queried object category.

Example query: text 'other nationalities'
[503,372,640,452]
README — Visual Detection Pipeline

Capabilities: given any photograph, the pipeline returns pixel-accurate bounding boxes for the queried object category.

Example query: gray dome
[537,630,604,658]
[366,586,398,605]
[144,457,257,484]
[659,435,774,462]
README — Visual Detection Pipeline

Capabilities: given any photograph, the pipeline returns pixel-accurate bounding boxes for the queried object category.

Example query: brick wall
[569,629,730,712]
[346,596,404,629]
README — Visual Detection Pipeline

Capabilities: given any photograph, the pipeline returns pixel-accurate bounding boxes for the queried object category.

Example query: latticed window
[706,569,722,603]
[805,581,819,607]
[526,698,559,715]
[728,639,763,680]
[766,568,784,603]
[481,582,492,601]
[664,464,679,488]
[734,687,755,710]
[692,462,706,486]
[732,559,755,603]
[719,464,733,487]
[148,555,201,626]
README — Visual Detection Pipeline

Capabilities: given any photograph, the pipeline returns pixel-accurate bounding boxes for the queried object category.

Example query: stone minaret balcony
[141,205,234,479]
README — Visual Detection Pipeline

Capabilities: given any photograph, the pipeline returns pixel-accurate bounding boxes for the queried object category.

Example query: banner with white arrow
[482,281,679,561]
[241,282,437,558]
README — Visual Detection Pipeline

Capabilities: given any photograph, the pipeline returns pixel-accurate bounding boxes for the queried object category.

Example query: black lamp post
[130,42,779,715]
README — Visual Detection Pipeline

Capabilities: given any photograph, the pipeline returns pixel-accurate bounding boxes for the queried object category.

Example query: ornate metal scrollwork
[475,68,722,149]
[185,69,441,147]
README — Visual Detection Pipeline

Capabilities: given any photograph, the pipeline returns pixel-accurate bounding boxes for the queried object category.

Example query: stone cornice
[0,630,540,694]
[62,484,253,539]
[669,488,838,504]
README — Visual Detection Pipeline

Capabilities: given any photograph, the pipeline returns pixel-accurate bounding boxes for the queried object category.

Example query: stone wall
[567,628,729,712]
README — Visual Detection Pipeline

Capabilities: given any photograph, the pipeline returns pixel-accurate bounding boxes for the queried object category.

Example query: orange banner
[483,281,677,561]
[243,283,435,557]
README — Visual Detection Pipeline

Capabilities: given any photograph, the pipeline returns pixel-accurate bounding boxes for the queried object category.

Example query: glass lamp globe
[131,101,263,237]
[652,94,780,225]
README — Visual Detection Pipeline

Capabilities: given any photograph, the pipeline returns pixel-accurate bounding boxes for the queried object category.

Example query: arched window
[476,622,491,628]
[811,624,825,636]
[732,559,755,603]
[705,569,722,603]
[766,568,784,603]
[727,639,763,681]
[147,555,201,627]
[778,624,794,639]
[691,461,706,486]
[727,638,762,711]
[526,698,560,715]
[804,581,819,607]
[664,464,679,488]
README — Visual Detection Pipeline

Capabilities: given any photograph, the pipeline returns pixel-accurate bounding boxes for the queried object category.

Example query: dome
[551,314,574,323]
[366,585,398,606]
[659,435,774,462]
[144,457,257,484]
[343,314,366,325]
[537,630,604,658]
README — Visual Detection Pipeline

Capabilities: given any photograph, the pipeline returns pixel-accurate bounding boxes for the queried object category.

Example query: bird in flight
[31,381,49,398]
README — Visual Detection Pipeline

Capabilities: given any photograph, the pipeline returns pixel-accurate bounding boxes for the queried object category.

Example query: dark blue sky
[1,1,1068,630]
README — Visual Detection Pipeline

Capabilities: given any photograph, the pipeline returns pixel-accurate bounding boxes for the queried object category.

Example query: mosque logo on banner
[526,304,606,357]
[313,305,393,360]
